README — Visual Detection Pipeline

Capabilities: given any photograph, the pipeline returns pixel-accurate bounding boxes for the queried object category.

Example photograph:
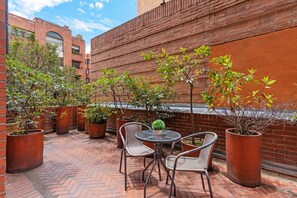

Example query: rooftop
[6,131,297,197]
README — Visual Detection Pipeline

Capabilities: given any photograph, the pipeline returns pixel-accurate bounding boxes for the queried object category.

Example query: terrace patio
[6,130,297,198]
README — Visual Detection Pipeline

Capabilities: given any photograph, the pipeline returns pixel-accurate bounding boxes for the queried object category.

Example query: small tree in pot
[202,55,287,187]
[96,69,133,147]
[143,45,211,155]
[85,103,115,139]
[51,66,77,134]
[6,58,52,173]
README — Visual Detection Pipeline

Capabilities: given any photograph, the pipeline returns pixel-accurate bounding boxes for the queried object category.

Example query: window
[9,26,33,38]
[86,78,90,83]
[85,59,90,65]
[85,69,90,74]
[72,45,80,54]
[72,61,81,69]
[46,32,63,66]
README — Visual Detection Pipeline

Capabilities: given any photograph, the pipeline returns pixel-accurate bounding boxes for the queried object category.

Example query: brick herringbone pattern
[6,131,297,198]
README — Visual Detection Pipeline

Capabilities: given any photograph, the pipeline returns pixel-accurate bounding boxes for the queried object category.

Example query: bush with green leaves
[6,58,53,133]
[125,74,175,123]
[85,103,115,124]
[96,69,131,118]
[152,119,166,130]
[202,55,287,135]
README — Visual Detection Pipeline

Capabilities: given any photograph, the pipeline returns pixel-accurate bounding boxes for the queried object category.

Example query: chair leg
[119,149,124,173]
[169,169,176,198]
[124,150,127,191]
[200,173,205,190]
[166,170,170,185]
[204,169,213,198]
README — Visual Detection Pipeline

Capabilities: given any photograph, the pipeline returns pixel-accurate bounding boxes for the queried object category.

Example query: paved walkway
[5,131,297,198]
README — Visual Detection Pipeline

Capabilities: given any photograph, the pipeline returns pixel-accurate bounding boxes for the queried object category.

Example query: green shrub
[152,119,166,130]
[85,103,115,124]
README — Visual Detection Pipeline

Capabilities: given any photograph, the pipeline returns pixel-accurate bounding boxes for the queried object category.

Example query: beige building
[138,0,170,15]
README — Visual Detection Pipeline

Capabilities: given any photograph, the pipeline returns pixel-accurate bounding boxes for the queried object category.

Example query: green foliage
[9,36,60,73]
[143,45,211,134]
[51,66,78,107]
[6,58,52,133]
[152,119,166,130]
[202,55,275,111]
[202,55,280,135]
[85,103,115,124]
[73,80,96,105]
[125,74,175,123]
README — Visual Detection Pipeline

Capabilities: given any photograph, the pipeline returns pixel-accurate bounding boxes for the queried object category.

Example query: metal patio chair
[165,132,218,198]
[119,122,154,191]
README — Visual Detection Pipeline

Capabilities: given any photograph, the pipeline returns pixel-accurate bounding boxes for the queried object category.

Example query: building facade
[8,13,87,80]
[138,0,170,15]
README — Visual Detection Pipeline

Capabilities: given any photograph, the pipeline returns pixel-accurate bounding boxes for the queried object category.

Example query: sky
[8,0,138,53]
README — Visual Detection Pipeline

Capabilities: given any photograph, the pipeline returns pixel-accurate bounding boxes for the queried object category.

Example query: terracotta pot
[181,139,213,169]
[226,128,262,187]
[89,123,107,139]
[116,119,131,148]
[143,141,154,149]
[85,120,89,134]
[56,106,70,135]
[77,105,86,131]
[6,129,44,173]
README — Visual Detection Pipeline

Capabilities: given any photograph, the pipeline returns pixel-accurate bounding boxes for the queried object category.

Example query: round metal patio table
[135,130,181,198]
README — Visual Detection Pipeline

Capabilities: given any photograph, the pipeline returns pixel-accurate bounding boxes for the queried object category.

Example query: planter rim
[226,128,262,137]
[181,138,203,147]
[7,129,44,137]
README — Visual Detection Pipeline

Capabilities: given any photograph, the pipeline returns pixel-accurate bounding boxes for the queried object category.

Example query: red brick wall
[107,109,297,176]
[8,14,86,75]
[91,0,297,104]
[0,0,5,196]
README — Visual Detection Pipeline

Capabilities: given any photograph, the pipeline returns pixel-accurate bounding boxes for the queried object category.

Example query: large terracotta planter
[116,119,131,148]
[181,139,213,169]
[226,128,262,187]
[89,123,107,139]
[56,106,70,135]
[6,129,44,173]
[77,105,86,131]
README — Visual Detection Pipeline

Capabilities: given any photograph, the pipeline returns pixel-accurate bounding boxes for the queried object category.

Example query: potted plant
[143,45,211,155]
[85,103,115,139]
[51,66,77,135]
[6,58,52,173]
[74,80,96,131]
[202,55,287,187]
[96,69,133,148]
[152,119,165,135]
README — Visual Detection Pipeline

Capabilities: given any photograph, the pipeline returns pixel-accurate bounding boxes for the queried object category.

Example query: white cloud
[79,1,87,6]
[56,16,111,33]
[100,0,110,3]
[77,8,86,14]
[9,0,72,19]
[89,3,94,8]
[95,2,104,10]
[85,43,91,54]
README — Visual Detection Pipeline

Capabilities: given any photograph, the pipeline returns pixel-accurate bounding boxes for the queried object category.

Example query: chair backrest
[119,122,151,148]
[198,132,218,169]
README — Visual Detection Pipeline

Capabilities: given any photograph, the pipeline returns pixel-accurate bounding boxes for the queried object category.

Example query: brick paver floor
[5,131,297,198]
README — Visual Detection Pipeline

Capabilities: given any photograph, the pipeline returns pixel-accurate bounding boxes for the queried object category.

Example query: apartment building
[138,0,170,15]
[8,13,87,80]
